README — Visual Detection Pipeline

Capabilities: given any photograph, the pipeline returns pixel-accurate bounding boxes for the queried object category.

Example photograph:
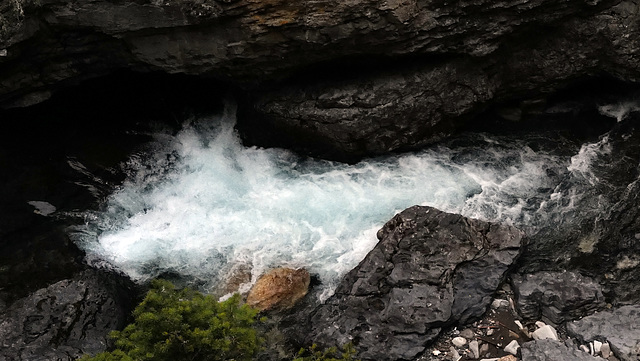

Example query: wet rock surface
[566,305,640,361]
[288,206,526,361]
[512,271,606,325]
[514,114,640,304]
[0,269,137,361]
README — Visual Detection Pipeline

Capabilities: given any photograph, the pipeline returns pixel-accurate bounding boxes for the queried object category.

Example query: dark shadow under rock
[0,268,138,361]
[286,206,526,361]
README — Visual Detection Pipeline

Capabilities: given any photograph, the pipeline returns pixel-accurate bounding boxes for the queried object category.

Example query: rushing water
[71,103,630,300]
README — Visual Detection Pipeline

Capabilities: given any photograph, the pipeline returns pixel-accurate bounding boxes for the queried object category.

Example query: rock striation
[3,0,640,159]
[291,206,526,361]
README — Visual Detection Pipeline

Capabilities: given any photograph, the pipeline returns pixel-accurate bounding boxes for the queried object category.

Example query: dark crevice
[459,75,640,142]
[269,52,462,89]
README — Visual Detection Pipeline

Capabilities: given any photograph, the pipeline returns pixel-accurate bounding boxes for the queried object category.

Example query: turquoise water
[73,105,610,300]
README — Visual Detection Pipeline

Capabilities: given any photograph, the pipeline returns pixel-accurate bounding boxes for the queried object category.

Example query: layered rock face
[288,206,526,361]
[2,0,640,159]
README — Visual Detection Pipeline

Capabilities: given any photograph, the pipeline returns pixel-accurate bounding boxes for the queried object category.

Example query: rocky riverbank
[1,79,640,360]
[274,206,640,361]
[2,0,640,360]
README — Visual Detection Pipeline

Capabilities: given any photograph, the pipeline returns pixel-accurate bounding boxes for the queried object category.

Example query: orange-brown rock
[246,267,310,311]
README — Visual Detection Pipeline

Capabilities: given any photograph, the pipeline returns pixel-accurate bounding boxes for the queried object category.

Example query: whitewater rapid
[72,105,612,300]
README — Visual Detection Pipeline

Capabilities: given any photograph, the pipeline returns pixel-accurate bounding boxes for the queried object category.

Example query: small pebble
[450,346,460,361]
[593,340,602,354]
[486,328,495,336]
[535,321,547,328]
[432,349,442,356]
[469,340,480,359]
[601,342,611,358]
[480,343,489,355]
[452,336,467,347]
[532,324,558,341]
[460,328,475,339]
[498,356,517,361]
[580,344,590,354]
[514,320,524,330]
[491,299,510,309]
[504,340,520,355]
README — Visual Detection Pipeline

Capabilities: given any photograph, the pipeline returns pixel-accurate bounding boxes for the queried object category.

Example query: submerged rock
[246,267,310,311]
[512,271,605,325]
[293,206,526,361]
[566,305,640,361]
[0,268,136,360]
[218,262,253,297]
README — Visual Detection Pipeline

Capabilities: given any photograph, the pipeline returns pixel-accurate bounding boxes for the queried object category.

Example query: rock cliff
[2,0,640,159]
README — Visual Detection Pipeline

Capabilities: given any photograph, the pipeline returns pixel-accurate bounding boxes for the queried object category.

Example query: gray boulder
[297,206,526,361]
[512,271,606,325]
[521,339,606,361]
[566,305,640,361]
[0,269,135,360]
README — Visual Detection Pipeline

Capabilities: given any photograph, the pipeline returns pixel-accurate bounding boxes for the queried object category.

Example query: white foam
[598,101,640,122]
[567,135,611,185]
[73,110,583,300]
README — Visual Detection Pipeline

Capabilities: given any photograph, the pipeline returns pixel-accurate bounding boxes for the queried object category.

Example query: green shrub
[80,279,262,361]
[293,344,360,361]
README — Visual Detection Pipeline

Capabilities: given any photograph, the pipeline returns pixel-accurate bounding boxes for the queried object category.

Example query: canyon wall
[2,0,640,159]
